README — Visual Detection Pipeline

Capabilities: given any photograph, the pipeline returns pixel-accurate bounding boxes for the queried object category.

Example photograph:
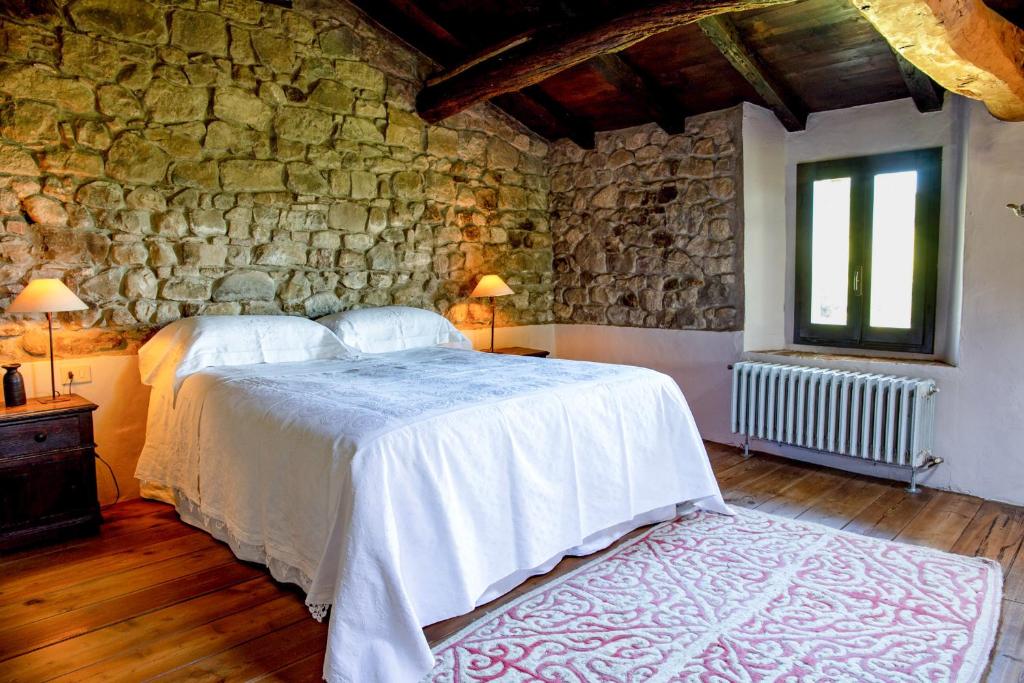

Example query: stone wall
[0,0,552,361]
[549,109,743,331]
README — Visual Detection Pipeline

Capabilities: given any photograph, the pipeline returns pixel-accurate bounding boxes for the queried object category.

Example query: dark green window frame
[794,148,941,354]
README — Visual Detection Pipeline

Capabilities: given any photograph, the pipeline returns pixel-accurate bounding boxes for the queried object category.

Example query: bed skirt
[140,480,687,624]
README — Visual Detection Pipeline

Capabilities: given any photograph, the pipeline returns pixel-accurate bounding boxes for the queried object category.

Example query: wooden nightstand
[494,346,550,358]
[0,394,101,551]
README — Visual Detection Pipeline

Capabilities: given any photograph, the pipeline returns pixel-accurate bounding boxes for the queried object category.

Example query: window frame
[794,148,941,355]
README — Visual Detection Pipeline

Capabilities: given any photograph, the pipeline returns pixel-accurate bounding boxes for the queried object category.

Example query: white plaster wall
[736,97,1024,506]
[554,326,743,444]
[16,354,148,506]
[782,97,964,362]
[948,100,1024,504]
[741,103,788,351]
[459,323,555,353]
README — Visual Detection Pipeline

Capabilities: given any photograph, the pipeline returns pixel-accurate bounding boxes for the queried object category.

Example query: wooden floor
[1,442,1022,681]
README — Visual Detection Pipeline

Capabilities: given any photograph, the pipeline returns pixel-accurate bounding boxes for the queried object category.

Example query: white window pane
[869,171,917,329]
[810,177,851,326]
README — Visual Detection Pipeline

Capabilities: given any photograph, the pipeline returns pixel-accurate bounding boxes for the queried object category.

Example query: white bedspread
[135,347,727,682]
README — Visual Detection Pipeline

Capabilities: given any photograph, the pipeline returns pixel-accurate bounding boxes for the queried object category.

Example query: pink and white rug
[428,508,1001,682]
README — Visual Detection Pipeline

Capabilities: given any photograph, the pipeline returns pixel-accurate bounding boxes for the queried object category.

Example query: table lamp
[470,274,514,353]
[6,279,88,403]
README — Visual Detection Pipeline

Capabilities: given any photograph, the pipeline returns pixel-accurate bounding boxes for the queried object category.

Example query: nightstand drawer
[0,449,98,540]
[0,415,84,458]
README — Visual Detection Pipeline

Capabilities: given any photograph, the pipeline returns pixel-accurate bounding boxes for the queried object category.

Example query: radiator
[730,361,939,486]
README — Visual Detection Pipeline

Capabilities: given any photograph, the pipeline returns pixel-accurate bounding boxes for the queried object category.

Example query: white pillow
[317,306,471,353]
[138,315,351,392]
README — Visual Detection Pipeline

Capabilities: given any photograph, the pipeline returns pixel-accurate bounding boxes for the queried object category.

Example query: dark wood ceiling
[352,0,1022,145]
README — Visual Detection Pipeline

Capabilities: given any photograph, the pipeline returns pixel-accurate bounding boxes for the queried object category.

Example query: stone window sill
[746,349,957,369]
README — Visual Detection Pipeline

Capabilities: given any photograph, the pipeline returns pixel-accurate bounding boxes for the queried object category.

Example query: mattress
[135,346,728,682]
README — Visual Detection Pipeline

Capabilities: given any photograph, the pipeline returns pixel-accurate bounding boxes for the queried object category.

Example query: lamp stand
[38,311,68,403]
[488,296,496,353]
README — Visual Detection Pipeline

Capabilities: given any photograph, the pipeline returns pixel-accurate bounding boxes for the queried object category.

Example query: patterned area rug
[428,508,1001,682]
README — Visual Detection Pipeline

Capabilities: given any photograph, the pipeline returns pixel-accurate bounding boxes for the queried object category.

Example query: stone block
[23,195,67,225]
[214,86,272,130]
[308,81,355,114]
[328,202,367,231]
[427,127,458,158]
[79,268,123,302]
[340,117,383,144]
[110,241,148,265]
[97,84,144,120]
[286,163,329,195]
[39,149,103,182]
[144,79,208,123]
[171,10,227,56]
[182,241,228,267]
[162,275,211,301]
[68,0,167,44]
[350,171,376,199]
[391,171,423,199]
[486,138,519,170]
[335,61,385,93]
[190,208,227,237]
[149,241,178,266]
[76,182,125,210]
[252,32,294,73]
[221,160,285,192]
[385,108,424,150]
[106,133,170,185]
[254,242,306,266]
[124,267,158,298]
[343,233,372,252]
[319,27,359,58]
[0,64,95,114]
[0,143,39,177]
[274,107,333,144]
[170,161,219,191]
[0,101,59,147]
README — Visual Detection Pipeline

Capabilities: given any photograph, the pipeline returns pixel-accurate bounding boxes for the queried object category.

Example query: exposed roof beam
[416,0,793,124]
[589,53,687,134]
[348,0,470,65]
[517,87,595,149]
[697,15,806,131]
[892,49,945,113]
[852,0,1024,121]
[347,0,592,145]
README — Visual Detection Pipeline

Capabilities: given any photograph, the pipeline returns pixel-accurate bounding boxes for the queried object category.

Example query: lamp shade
[7,279,88,314]
[470,274,514,298]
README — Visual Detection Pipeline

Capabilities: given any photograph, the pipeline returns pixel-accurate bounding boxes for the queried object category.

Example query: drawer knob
[34,432,47,443]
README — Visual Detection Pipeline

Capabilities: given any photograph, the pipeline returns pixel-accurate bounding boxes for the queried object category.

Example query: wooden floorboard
[0,442,1020,682]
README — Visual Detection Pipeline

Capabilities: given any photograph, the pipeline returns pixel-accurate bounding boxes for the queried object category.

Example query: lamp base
[37,395,71,404]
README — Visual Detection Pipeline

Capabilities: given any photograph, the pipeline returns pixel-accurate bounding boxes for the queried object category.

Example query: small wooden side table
[493,346,550,358]
[0,394,101,551]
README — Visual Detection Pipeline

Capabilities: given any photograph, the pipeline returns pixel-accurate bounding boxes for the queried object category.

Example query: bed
[134,311,728,682]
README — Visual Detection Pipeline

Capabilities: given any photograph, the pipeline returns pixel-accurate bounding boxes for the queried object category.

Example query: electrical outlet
[64,364,92,384]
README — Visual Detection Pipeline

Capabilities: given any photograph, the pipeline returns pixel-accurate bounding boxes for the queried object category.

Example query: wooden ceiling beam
[697,15,806,131]
[852,0,1024,121]
[497,89,596,149]
[892,49,945,113]
[416,0,792,124]
[589,54,687,134]
[347,0,593,144]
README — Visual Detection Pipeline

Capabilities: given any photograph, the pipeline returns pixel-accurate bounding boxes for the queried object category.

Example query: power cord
[96,452,120,505]
[64,370,120,505]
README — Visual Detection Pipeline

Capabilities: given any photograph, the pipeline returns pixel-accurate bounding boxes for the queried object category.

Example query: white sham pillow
[138,315,351,392]
[316,306,471,353]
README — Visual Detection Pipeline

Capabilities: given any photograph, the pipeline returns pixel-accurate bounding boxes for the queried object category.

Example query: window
[794,148,941,354]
